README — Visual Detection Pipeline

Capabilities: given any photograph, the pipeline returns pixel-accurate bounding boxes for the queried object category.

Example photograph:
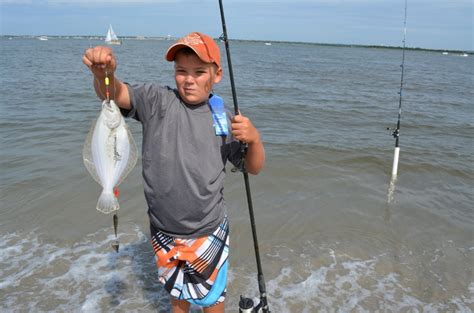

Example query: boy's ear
[213,67,223,84]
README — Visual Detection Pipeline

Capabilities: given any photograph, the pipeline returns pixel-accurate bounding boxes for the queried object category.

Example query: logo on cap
[180,33,205,46]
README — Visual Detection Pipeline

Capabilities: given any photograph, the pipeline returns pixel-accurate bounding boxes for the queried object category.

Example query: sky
[0,0,472,51]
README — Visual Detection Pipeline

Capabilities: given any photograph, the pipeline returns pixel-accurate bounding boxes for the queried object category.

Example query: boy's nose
[184,74,194,83]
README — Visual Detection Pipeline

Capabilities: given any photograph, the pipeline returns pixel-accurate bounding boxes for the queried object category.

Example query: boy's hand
[82,46,116,79]
[231,114,261,145]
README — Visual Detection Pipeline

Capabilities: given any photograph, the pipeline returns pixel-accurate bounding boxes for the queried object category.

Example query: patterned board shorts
[150,217,229,307]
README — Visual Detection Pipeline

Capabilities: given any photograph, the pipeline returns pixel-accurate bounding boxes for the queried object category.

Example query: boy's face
[174,52,222,105]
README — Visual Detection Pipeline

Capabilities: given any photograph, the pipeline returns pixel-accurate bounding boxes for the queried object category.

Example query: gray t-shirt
[123,83,242,238]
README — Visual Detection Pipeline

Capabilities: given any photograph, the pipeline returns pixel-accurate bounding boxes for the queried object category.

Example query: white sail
[105,24,121,45]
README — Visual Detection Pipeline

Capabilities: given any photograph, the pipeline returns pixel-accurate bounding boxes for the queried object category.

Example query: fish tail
[96,191,120,214]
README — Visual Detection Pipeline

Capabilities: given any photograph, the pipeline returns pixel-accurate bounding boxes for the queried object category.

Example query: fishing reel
[231,143,248,173]
[239,295,270,313]
[387,127,400,139]
[238,296,254,313]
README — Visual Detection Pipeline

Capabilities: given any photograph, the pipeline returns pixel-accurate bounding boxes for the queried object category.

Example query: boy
[83,32,265,313]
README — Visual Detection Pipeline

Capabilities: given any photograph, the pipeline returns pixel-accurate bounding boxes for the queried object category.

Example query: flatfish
[83,100,137,214]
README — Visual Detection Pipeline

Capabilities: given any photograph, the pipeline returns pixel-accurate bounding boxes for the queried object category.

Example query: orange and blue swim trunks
[150,217,229,307]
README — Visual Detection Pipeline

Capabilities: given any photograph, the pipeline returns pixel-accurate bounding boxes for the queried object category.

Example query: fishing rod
[389,0,408,181]
[217,1,270,312]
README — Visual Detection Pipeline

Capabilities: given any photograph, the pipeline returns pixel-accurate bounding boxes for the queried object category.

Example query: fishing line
[388,0,408,203]
[217,1,270,312]
[105,71,110,102]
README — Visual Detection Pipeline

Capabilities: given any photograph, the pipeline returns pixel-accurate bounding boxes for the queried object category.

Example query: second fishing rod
[217,1,270,312]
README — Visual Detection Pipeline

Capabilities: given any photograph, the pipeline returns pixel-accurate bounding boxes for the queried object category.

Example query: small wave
[0,227,171,312]
[1,226,473,312]
[227,243,474,312]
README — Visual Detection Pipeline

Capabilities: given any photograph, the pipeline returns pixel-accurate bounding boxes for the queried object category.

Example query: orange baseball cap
[165,32,221,69]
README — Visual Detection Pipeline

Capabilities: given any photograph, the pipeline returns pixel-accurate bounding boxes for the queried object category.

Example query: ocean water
[0,38,473,312]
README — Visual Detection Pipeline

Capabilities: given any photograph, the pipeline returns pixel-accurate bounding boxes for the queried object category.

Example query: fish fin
[83,117,102,185]
[116,124,138,187]
[96,191,120,214]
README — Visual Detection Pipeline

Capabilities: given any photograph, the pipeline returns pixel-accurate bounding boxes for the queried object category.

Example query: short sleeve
[120,83,164,123]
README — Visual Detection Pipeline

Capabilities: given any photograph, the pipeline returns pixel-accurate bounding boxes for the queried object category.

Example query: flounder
[83,100,137,214]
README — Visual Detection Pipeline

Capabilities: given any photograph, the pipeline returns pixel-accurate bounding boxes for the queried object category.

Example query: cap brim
[165,43,201,62]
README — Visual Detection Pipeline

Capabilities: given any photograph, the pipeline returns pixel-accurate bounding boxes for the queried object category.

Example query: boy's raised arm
[82,46,131,110]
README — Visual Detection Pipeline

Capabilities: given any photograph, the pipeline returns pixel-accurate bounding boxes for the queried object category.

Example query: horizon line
[1,35,472,54]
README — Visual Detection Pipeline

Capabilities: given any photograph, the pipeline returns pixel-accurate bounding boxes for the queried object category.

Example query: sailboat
[105,24,121,45]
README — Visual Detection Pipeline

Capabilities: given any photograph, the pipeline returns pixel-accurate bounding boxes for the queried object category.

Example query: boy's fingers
[232,114,249,125]
[82,55,93,67]
[231,123,246,132]
[83,46,116,76]
[84,47,111,64]
[95,47,103,63]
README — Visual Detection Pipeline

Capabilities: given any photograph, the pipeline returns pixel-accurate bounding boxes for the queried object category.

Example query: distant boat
[37,36,48,41]
[442,52,449,55]
[105,25,121,45]
[265,42,272,46]
[461,53,468,57]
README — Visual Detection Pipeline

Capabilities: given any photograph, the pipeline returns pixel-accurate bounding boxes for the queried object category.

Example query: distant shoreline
[1,35,472,54]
